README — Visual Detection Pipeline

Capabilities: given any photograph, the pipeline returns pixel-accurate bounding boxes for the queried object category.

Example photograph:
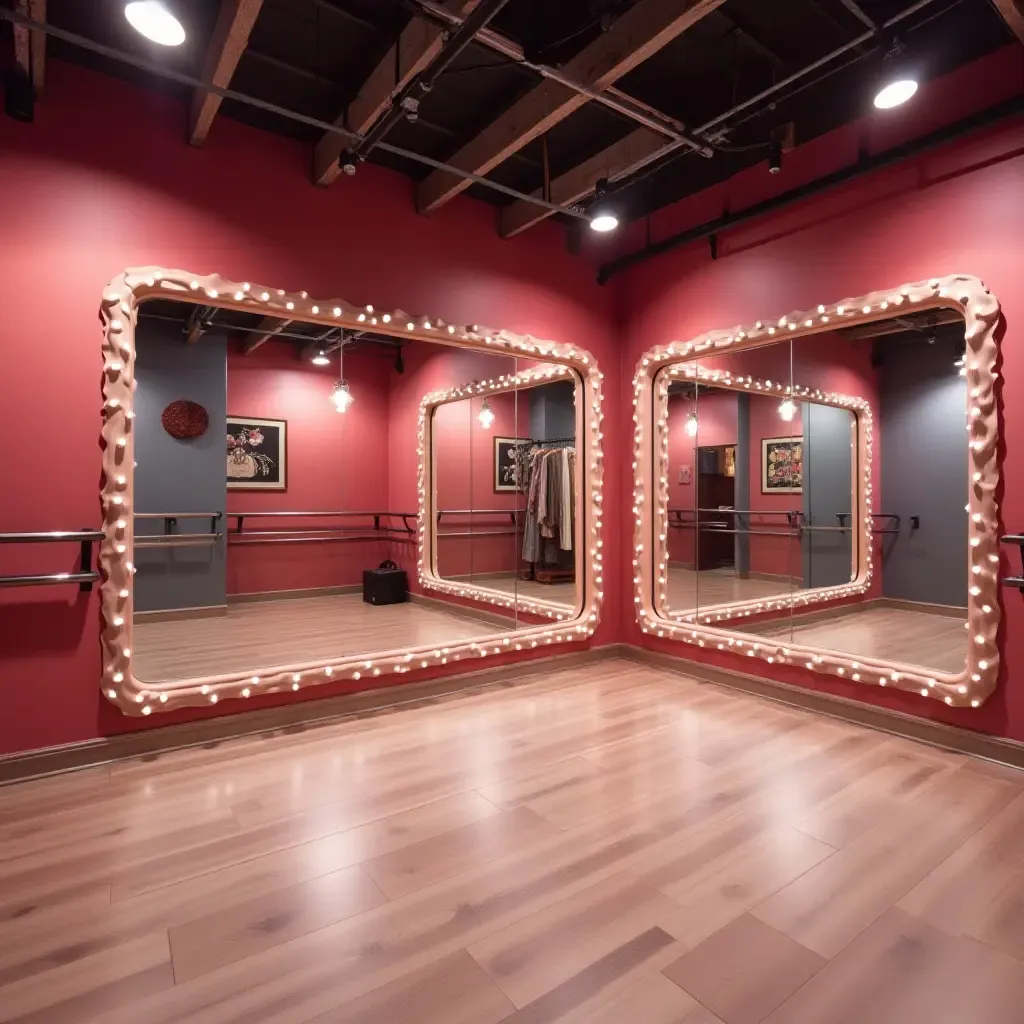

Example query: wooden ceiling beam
[242,317,292,354]
[189,0,264,147]
[13,0,30,78]
[313,1,480,187]
[415,0,727,215]
[991,0,1024,44]
[499,127,668,238]
[184,307,207,345]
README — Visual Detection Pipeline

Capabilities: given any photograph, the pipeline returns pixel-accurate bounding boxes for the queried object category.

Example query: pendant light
[478,399,495,429]
[330,343,353,413]
[311,347,330,366]
[874,36,918,110]
[124,2,186,46]
[589,177,619,233]
[778,398,797,422]
[684,412,699,437]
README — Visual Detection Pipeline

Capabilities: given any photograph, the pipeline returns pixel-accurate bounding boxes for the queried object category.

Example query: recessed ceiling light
[874,78,918,109]
[124,2,186,47]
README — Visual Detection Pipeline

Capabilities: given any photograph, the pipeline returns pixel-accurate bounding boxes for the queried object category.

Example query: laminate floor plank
[762,907,1024,1024]
[661,914,825,1024]
[363,806,559,899]
[0,662,1020,1024]
[752,766,1020,958]
[308,950,514,1024]
[168,863,387,982]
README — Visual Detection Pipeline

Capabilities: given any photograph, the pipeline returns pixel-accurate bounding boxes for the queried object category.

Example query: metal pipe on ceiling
[597,92,1024,282]
[590,0,941,203]
[345,0,513,168]
[0,6,590,221]
[403,0,713,157]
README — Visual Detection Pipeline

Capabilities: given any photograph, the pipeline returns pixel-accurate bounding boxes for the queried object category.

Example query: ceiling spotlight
[874,37,917,110]
[685,412,699,438]
[124,2,186,46]
[478,399,495,429]
[311,348,330,366]
[778,398,797,422]
[589,177,619,233]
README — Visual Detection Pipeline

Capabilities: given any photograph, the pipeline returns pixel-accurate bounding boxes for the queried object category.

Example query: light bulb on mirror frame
[684,412,698,437]
[478,399,495,429]
[778,398,797,422]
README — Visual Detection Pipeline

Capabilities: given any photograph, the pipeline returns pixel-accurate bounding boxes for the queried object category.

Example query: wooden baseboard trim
[134,604,227,623]
[228,584,363,604]
[0,646,625,787]
[4,640,1019,787]
[626,645,1024,772]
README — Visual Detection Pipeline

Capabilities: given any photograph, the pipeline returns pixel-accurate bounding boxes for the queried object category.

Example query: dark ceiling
[3,0,1018,234]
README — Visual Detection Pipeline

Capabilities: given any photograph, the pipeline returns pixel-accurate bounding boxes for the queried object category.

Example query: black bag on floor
[362,560,409,605]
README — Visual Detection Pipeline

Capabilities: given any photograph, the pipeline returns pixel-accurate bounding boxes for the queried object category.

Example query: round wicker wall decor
[161,399,209,440]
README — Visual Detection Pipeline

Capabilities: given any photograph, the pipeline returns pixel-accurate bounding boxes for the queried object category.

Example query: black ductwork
[597,93,1024,284]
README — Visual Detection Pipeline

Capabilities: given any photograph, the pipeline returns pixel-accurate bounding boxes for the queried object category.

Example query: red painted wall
[225,340,393,594]
[0,60,620,756]
[617,45,1024,740]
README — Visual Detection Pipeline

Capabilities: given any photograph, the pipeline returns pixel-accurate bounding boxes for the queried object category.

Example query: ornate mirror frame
[418,364,585,621]
[652,361,872,625]
[99,268,604,716]
[631,274,1001,708]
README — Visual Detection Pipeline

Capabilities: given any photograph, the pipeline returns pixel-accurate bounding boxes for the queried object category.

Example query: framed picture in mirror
[493,436,524,492]
[761,436,802,493]
[226,416,287,489]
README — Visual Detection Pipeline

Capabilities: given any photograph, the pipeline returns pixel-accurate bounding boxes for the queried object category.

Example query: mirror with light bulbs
[429,369,580,621]
[648,303,973,683]
[126,297,584,686]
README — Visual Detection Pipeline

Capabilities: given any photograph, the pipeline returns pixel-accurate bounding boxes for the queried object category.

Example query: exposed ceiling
[139,297,407,362]
[3,0,1019,241]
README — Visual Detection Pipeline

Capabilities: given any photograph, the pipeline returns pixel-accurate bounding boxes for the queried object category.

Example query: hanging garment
[560,447,572,551]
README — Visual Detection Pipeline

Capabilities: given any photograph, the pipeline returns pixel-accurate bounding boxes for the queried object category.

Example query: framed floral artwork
[761,436,802,494]
[227,416,287,490]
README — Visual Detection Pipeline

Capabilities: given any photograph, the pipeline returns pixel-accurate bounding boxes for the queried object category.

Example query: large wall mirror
[99,270,603,715]
[633,275,1001,708]
[423,367,581,621]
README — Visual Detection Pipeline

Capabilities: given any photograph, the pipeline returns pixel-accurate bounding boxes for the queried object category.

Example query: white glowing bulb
[778,398,797,422]
[874,78,918,109]
[124,1,186,46]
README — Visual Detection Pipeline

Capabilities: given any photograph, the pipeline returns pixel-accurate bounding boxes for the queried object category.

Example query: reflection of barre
[134,534,220,548]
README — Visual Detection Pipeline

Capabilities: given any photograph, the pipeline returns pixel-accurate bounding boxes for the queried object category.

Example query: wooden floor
[666,568,796,613]
[2,659,1021,1023]
[133,595,509,683]
[478,574,577,609]
[747,605,967,674]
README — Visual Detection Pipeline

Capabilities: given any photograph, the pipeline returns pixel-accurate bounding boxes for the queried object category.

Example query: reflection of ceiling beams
[189,0,264,146]
[991,0,1024,43]
[184,306,209,345]
[313,1,480,187]
[242,317,292,354]
[837,308,963,341]
[415,0,728,214]
[500,127,667,237]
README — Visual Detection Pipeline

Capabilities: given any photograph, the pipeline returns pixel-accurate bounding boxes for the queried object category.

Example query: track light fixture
[589,177,619,233]
[311,347,330,366]
[768,135,783,175]
[124,2,186,46]
[874,36,918,109]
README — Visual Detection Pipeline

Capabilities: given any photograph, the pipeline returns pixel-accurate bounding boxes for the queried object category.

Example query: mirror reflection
[658,309,968,676]
[129,299,581,685]
[434,376,577,614]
